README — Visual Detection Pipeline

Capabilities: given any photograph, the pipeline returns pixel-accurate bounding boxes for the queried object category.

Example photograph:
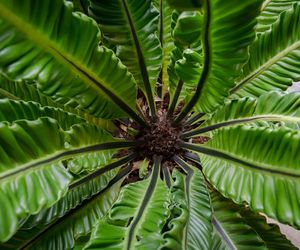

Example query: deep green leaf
[185,125,300,228]
[0,117,122,241]
[89,0,161,114]
[162,163,213,250]
[173,11,203,47]
[0,0,138,119]
[0,75,115,129]
[158,0,174,94]
[210,191,267,250]
[240,207,298,249]
[257,0,297,33]
[85,161,170,249]
[0,98,84,130]
[230,3,300,98]
[184,91,300,137]
[22,178,123,250]
[195,0,263,113]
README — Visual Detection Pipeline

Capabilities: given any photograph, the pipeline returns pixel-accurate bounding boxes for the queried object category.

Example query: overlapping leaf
[0,118,116,241]
[162,167,213,249]
[210,191,267,250]
[0,0,137,119]
[257,0,297,33]
[156,0,174,94]
[0,99,84,130]
[5,180,122,250]
[168,11,202,105]
[89,0,161,98]
[0,75,115,129]
[185,91,300,137]
[194,0,263,113]
[85,165,169,249]
[195,125,300,228]
[230,3,300,98]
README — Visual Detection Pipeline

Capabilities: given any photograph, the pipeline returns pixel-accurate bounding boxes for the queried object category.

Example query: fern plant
[0,0,300,249]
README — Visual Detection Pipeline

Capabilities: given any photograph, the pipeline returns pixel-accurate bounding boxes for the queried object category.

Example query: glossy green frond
[0,75,114,129]
[0,117,125,241]
[21,179,123,250]
[163,162,213,250]
[194,0,263,113]
[89,0,162,116]
[257,0,297,33]
[230,3,300,98]
[210,191,266,250]
[1,162,126,249]
[0,0,139,120]
[168,12,202,104]
[0,98,84,130]
[240,207,298,249]
[85,160,170,249]
[158,0,174,95]
[188,125,300,228]
[184,91,300,137]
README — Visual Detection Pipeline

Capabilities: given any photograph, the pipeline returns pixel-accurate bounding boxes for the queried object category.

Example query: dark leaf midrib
[126,156,161,249]
[20,165,132,250]
[180,142,300,178]
[120,0,156,119]
[0,141,136,181]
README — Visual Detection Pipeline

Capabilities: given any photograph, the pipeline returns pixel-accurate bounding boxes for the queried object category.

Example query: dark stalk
[0,141,137,181]
[126,155,162,249]
[179,142,300,178]
[184,152,201,165]
[69,153,137,189]
[185,112,205,126]
[21,164,133,250]
[121,0,157,120]
[173,0,211,125]
[168,79,184,117]
[162,164,172,188]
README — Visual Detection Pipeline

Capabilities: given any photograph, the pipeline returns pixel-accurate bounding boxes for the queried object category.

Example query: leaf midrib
[120,0,156,118]
[0,4,137,118]
[125,160,160,250]
[183,114,300,137]
[212,217,237,250]
[230,40,300,94]
[0,141,134,181]
[180,142,300,178]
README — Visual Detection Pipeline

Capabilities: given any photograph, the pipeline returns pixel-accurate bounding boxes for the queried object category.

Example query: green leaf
[183,125,300,228]
[89,0,161,115]
[163,163,213,250]
[184,91,300,137]
[175,49,202,95]
[166,0,203,10]
[0,75,114,129]
[0,117,125,242]
[157,0,174,94]
[21,179,123,250]
[173,11,203,47]
[0,75,58,107]
[0,98,84,130]
[210,190,267,250]
[230,3,300,98]
[0,0,139,119]
[257,0,297,33]
[85,159,170,249]
[239,207,298,249]
[195,0,263,113]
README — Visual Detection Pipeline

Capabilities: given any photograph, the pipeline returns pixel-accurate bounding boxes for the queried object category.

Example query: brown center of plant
[136,114,183,160]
